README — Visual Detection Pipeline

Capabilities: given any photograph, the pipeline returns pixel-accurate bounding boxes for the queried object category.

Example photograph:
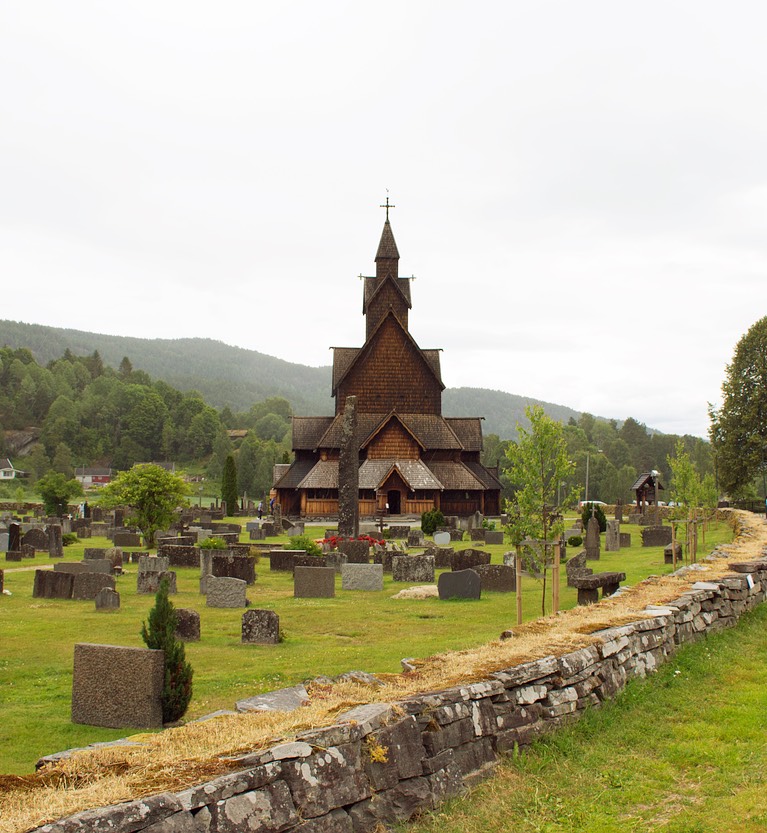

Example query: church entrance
[387,489,401,514]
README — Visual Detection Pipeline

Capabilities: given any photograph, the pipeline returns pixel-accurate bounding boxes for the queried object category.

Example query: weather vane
[379,191,395,220]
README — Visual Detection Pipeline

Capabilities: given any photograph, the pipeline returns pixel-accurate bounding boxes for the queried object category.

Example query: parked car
[578,500,607,509]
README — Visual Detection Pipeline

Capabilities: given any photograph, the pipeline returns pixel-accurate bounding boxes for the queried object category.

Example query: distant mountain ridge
[0,319,593,438]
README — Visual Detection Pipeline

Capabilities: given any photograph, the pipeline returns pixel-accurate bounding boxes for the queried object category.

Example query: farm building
[273,213,502,518]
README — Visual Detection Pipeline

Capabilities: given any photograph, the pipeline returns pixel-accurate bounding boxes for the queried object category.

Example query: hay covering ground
[2,510,762,833]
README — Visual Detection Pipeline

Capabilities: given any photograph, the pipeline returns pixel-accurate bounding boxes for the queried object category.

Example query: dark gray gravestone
[22,527,47,550]
[338,395,359,538]
[159,545,200,568]
[372,550,394,573]
[619,532,632,548]
[8,523,20,552]
[73,573,115,600]
[448,529,465,542]
[76,527,92,539]
[473,563,516,592]
[451,549,491,571]
[261,522,276,537]
[430,546,454,568]
[469,528,487,542]
[137,570,177,594]
[242,609,280,644]
[114,532,141,547]
[212,553,256,585]
[664,541,683,563]
[269,549,303,571]
[294,554,328,571]
[33,570,74,599]
[341,563,384,591]
[388,526,411,540]
[81,559,113,575]
[338,539,370,563]
[83,548,108,559]
[605,520,620,552]
[4,551,22,562]
[175,608,201,641]
[20,543,35,559]
[438,569,481,600]
[47,524,63,558]
[485,530,504,545]
[71,643,163,729]
[294,566,335,598]
[407,529,425,547]
[615,500,623,522]
[391,555,435,583]
[206,576,247,608]
[95,588,120,610]
[642,526,672,547]
[585,516,601,561]
[249,528,266,540]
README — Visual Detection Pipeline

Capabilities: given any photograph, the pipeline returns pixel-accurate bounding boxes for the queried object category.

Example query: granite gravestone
[72,573,116,600]
[585,516,601,561]
[33,570,74,599]
[605,520,620,552]
[438,569,481,600]
[94,587,120,610]
[341,563,384,591]
[47,524,64,558]
[137,570,177,594]
[8,523,20,552]
[206,576,247,608]
[212,553,256,585]
[641,526,672,547]
[242,609,280,644]
[452,549,491,571]
[294,566,335,598]
[175,608,201,641]
[391,555,435,583]
[22,527,47,550]
[338,539,370,563]
[473,563,515,592]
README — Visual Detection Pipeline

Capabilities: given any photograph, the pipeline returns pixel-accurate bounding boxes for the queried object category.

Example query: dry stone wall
[34,552,767,833]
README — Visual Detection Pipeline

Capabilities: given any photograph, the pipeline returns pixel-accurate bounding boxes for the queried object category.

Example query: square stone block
[206,575,248,608]
[341,563,384,591]
[242,609,280,644]
[294,566,336,598]
[392,555,435,583]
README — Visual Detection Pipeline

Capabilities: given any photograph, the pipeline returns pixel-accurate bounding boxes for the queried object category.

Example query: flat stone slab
[571,571,626,590]
[206,576,248,608]
[728,560,767,573]
[473,563,516,592]
[235,684,309,713]
[392,555,435,583]
[294,566,335,598]
[341,563,384,591]
[438,569,481,600]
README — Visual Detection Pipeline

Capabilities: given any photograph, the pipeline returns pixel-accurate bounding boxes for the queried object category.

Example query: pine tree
[140,578,193,723]
[221,453,239,514]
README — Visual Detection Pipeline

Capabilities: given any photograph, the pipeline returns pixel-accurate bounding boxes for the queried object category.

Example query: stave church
[273,208,502,518]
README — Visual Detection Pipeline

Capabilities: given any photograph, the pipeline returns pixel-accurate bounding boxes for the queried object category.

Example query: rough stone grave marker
[0,533,7,553]
[206,576,248,608]
[33,570,74,599]
[605,520,620,552]
[485,530,504,545]
[72,573,116,600]
[175,608,201,641]
[8,522,20,552]
[452,549,491,571]
[619,532,632,548]
[392,555,435,583]
[473,563,516,592]
[242,609,280,644]
[642,526,672,547]
[47,524,63,558]
[212,553,256,584]
[137,570,177,594]
[22,527,47,550]
[338,539,370,563]
[71,643,163,729]
[95,588,120,610]
[585,516,601,560]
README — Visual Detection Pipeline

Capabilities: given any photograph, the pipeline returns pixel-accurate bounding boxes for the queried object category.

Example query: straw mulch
[2,510,763,833]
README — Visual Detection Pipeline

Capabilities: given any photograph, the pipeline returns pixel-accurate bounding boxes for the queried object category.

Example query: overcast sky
[2,2,765,438]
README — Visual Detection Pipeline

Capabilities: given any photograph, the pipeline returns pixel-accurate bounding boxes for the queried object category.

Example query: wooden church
[273,211,502,518]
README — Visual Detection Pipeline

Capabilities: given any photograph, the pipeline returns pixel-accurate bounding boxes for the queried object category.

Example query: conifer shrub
[421,508,446,536]
[288,533,323,556]
[140,577,193,724]
[581,503,607,532]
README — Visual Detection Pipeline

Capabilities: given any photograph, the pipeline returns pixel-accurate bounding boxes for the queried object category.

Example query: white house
[0,459,23,479]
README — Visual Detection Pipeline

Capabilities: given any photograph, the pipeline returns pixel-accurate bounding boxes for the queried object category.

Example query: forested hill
[0,319,593,437]
[0,320,334,416]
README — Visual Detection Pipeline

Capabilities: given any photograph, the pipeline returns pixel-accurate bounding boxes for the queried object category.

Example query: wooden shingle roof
[292,417,335,450]
[425,461,486,491]
[359,459,444,491]
[297,461,339,490]
[331,348,360,391]
[397,414,462,450]
[362,274,413,314]
[464,461,504,490]
[631,472,665,492]
[375,219,400,261]
[274,459,318,489]
[444,418,484,452]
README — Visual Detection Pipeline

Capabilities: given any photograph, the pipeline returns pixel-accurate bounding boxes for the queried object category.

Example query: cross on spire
[379,194,395,221]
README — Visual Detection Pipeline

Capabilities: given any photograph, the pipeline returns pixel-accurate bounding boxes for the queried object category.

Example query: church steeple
[364,206,411,340]
[375,218,400,275]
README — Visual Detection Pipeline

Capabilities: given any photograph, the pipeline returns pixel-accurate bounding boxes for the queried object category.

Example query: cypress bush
[221,454,238,515]
[140,577,193,724]
[581,503,607,532]
[421,508,446,536]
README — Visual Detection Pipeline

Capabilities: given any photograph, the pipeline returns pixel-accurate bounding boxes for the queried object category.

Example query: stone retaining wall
[34,542,766,833]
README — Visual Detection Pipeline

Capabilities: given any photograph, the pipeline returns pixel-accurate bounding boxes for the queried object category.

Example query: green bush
[481,518,496,530]
[567,535,583,548]
[140,577,193,724]
[199,537,228,550]
[421,508,445,536]
[62,532,78,547]
[581,503,607,532]
[288,534,323,557]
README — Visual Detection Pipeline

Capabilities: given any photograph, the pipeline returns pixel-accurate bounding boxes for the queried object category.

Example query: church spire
[375,195,400,266]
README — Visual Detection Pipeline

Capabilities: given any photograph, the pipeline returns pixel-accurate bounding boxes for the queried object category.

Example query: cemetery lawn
[403,601,767,833]
[0,520,733,776]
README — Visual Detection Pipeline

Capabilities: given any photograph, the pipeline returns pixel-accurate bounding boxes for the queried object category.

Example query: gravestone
[433,531,451,546]
[71,643,163,729]
[242,609,280,644]
[502,551,517,567]
[294,566,335,598]
[294,554,327,571]
[431,546,454,568]
[664,541,683,564]
[261,522,276,537]
[212,553,256,585]
[585,516,601,560]
[112,509,125,527]
[83,548,108,560]
[91,507,104,521]
[47,524,63,558]
[114,532,141,548]
[54,562,91,574]
[641,526,672,547]
[22,527,47,550]
[485,530,504,545]
[388,526,411,539]
[8,523,21,552]
[270,549,303,572]
[94,588,120,610]
[605,520,620,552]
[407,529,425,548]
[392,555,435,583]
[137,570,177,594]
[0,533,7,552]
[81,559,114,575]
[72,573,116,601]
[469,511,484,530]
[175,608,201,641]
[76,527,92,539]
[341,563,384,591]
[566,551,592,587]
[138,555,170,574]
[338,539,370,563]
[159,545,200,568]
[627,512,642,525]
[106,547,123,573]
[33,570,74,599]
[206,576,248,608]
[469,528,486,542]
[438,569,481,600]
[448,529,465,542]
[286,525,305,537]
[20,543,35,559]
[619,532,632,548]
[474,563,515,592]
[452,549,491,571]
[615,500,623,522]
[325,552,348,573]
[249,528,266,540]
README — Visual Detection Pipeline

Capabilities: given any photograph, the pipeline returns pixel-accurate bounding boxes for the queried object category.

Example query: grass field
[404,602,767,833]
[0,518,733,776]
